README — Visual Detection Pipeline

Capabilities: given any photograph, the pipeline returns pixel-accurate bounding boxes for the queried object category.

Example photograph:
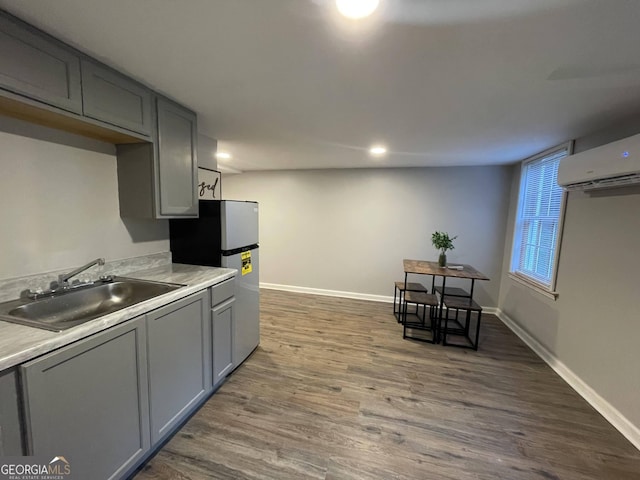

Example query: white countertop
[0,263,236,371]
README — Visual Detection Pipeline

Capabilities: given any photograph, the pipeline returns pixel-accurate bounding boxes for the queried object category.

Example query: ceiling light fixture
[215,151,232,160]
[336,0,379,19]
[369,145,387,157]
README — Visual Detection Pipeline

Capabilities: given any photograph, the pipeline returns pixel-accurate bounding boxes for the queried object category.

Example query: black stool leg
[464,309,471,336]
[402,300,409,338]
[473,311,482,351]
[393,285,398,315]
[443,312,449,346]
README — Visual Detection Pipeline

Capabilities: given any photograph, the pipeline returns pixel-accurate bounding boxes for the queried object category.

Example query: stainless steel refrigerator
[169,200,260,367]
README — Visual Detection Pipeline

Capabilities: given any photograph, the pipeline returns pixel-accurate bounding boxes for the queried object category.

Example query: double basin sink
[0,277,182,332]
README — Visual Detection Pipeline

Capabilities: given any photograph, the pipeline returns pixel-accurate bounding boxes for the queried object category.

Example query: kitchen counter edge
[0,263,237,371]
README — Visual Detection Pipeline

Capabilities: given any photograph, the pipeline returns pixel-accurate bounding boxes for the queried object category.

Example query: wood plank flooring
[133,290,640,480]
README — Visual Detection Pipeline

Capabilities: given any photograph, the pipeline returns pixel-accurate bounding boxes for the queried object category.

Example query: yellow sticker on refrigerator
[241,251,252,275]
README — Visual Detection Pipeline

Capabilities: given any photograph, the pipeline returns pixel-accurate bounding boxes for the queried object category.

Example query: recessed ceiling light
[336,0,379,19]
[215,151,232,160]
[369,145,387,157]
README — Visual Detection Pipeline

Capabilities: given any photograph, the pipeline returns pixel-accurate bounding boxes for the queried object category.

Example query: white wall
[197,133,218,171]
[0,119,169,280]
[498,124,640,441]
[222,166,512,307]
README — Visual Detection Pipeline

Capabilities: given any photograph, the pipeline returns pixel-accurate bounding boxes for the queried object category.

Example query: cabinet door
[21,316,150,480]
[81,60,153,136]
[0,368,24,456]
[147,291,211,445]
[156,97,198,217]
[212,296,235,387]
[0,13,81,113]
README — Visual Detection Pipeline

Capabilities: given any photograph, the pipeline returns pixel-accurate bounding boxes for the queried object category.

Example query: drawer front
[81,60,153,136]
[211,278,235,307]
[0,14,82,113]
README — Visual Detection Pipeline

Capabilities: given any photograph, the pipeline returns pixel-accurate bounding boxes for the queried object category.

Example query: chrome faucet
[58,258,105,286]
[23,258,108,300]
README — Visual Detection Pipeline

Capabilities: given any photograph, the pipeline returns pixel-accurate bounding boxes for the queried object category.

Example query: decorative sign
[198,167,222,199]
[241,251,253,275]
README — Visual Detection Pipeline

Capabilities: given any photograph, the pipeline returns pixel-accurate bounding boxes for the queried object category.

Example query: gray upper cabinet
[156,97,199,217]
[81,60,153,136]
[20,316,150,480]
[118,97,199,218]
[0,13,82,114]
[146,291,211,446]
[0,11,200,218]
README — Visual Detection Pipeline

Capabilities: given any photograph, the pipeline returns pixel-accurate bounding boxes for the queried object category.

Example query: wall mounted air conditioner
[557,133,640,191]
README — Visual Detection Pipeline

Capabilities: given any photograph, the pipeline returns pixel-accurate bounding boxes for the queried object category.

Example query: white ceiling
[2,0,640,171]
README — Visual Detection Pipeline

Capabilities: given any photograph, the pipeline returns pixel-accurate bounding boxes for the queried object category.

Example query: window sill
[508,273,559,300]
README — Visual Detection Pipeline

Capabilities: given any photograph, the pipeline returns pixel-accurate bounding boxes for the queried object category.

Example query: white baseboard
[260,282,497,315]
[496,309,640,451]
[260,283,394,304]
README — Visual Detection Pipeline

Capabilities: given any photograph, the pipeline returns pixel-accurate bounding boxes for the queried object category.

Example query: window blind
[513,147,569,288]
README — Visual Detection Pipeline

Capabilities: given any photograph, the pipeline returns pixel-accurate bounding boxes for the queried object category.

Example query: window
[510,143,572,293]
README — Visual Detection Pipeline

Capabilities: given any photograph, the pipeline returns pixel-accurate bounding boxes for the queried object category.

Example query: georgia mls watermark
[0,456,72,480]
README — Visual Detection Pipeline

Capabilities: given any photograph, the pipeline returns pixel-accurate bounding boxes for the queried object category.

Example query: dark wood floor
[134,290,640,480]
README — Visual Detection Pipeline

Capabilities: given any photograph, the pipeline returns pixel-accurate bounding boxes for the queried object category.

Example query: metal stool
[434,286,469,298]
[442,296,483,350]
[402,291,439,343]
[393,281,428,322]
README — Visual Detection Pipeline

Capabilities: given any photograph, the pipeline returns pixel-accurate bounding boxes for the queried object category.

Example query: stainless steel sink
[0,277,183,332]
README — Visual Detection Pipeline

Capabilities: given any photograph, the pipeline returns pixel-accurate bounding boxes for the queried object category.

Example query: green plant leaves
[431,231,457,253]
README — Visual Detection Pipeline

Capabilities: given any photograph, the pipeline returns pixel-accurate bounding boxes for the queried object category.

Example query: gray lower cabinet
[211,279,236,387]
[212,296,236,387]
[0,12,82,114]
[81,60,153,136]
[0,368,24,456]
[12,285,230,477]
[20,316,150,480]
[146,291,211,446]
[117,97,198,219]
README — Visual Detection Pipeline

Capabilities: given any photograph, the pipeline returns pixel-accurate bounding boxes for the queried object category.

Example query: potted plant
[432,231,457,267]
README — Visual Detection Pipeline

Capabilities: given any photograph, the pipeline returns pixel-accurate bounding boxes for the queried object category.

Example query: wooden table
[402,259,490,343]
